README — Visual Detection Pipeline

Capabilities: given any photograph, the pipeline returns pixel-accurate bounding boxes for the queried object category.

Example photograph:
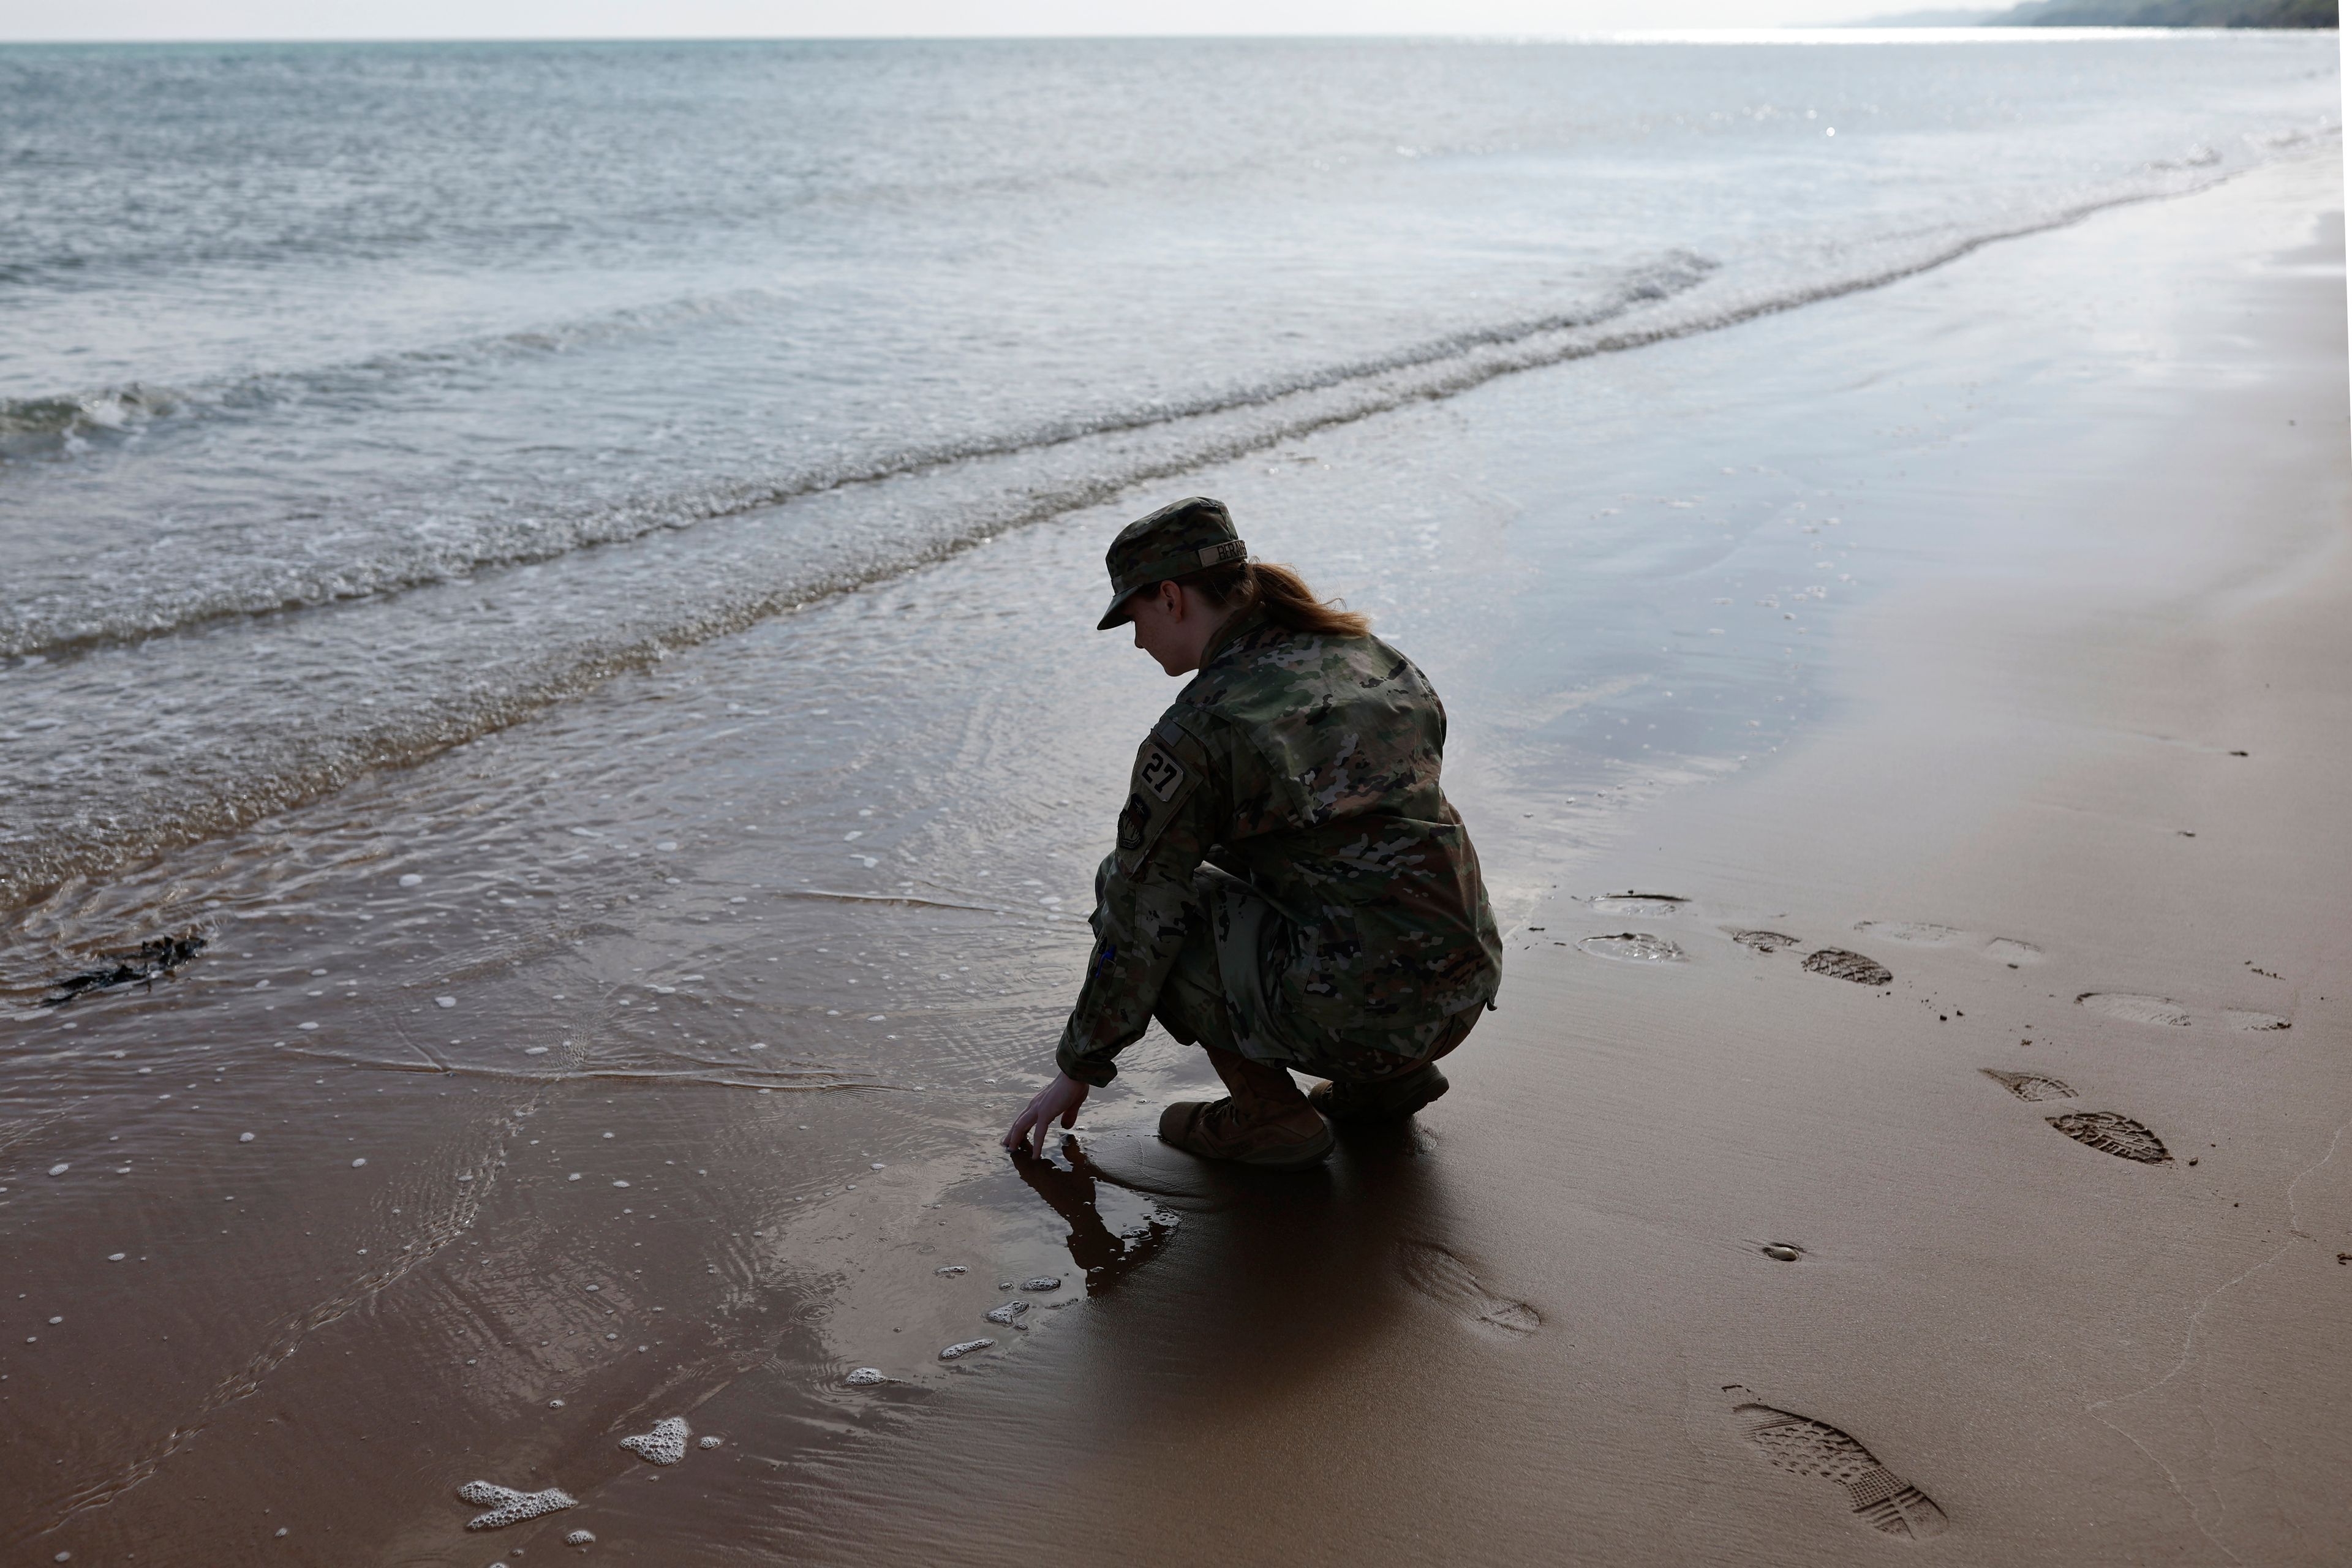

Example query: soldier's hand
[1003,1071,1089,1158]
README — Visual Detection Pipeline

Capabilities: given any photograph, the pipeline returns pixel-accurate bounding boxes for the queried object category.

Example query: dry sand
[730,157,2352,1564]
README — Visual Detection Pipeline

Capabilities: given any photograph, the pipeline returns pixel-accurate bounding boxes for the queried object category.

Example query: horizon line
[0,24,2281,47]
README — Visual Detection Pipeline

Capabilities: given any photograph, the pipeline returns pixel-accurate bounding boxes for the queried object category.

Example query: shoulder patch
[1117,731,1204,873]
[1136,743,1187,802]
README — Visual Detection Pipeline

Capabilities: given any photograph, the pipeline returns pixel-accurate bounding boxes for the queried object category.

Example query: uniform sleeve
[1054,719,1225,1087]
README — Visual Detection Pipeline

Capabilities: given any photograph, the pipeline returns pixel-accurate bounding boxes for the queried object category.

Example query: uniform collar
[1196,601,1269,672]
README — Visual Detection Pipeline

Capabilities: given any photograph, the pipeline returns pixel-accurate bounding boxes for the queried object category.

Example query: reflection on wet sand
[1011,1138,1179,1297]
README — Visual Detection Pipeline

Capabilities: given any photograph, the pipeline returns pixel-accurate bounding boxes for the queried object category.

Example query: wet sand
[737,157,2352,1564]
[4,151,2345,1564]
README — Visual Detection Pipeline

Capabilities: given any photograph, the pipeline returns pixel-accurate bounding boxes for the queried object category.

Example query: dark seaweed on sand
[39,930,207,1008]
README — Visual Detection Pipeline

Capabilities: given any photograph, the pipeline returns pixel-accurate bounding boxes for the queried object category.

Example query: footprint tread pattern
[1725,1387,1947,1540]
[1981,1069,2075,1102]
[1398,1242,1540,1336]
[2047,1111,2170,1164]
[1733,930,1801,953]
[1577,932,1683,963]
[1803,948,1893,986]
[2076,992,2191,1027]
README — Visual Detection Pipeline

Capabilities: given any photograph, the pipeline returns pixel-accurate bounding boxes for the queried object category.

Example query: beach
[732,151,2352,1568]
[1,39,2345,1567]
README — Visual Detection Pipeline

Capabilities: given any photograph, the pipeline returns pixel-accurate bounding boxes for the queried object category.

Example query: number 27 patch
[1136,744,1186,802]
[1118,742,1194,872]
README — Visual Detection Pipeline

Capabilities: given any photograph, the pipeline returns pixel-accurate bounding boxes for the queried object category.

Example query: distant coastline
[1852,0,2335,24]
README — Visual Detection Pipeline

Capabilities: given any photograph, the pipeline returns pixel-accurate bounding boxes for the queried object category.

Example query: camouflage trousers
[1128,859,1483,1084]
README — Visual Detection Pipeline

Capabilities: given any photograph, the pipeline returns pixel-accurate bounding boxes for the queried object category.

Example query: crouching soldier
[1003,496,1502,1168]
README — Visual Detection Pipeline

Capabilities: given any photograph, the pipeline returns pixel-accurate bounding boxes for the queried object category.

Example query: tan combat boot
[1158,1046,1334,1169]
[1306,1063,1449,1126]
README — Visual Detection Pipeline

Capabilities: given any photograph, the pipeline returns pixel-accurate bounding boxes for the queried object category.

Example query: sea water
[0,34,2334,903]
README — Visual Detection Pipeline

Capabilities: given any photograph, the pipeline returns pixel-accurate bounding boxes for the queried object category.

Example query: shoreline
[2,146,2343,1566]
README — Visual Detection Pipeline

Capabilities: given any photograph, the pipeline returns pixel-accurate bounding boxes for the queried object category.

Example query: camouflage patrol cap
[1095,496,1248,630]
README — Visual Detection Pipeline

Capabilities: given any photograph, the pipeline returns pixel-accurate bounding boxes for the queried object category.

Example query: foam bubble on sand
[2225,1009,2290,1031]
[986,1300,1030,1325]
[935,1265,968,1275]
[238,1131,255,1142]
[398,873,423,886]
[1577,932,1683,963]
[48,1163,69,1177]
[458,1480,577,1529]
[526,1046,549,1055]
[565,1530,596,1546]
[435,997,456,1008]
[698,1435,722,1449]
[844,1366,890,1385]
[939,1338,995,1360]
[1017,1276,1063,1292]
[351,1158,367,1167]
[619,1415,689,1464]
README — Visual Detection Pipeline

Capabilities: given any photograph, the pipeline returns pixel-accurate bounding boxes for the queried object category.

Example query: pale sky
[0,0,1993,45]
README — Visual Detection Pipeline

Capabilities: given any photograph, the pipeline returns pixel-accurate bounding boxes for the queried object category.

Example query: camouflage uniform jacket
[1055,606,1502,1087]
